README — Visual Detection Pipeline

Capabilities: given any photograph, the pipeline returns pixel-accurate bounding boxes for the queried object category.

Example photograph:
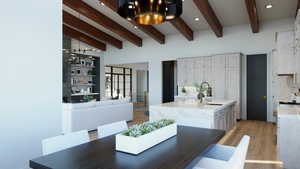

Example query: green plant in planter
[83,95,94,102]
[122,119,175,137]
[181,87,187,94]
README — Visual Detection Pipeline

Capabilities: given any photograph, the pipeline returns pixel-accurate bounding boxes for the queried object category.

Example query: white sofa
[62,98,133,134]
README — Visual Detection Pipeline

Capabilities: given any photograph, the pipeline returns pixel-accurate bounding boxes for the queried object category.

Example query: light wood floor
[222,120,282,169]
[128,102,149,126]
[89,104,282,169]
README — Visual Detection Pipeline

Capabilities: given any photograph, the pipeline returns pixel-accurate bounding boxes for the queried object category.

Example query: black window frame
[105,66,132,99]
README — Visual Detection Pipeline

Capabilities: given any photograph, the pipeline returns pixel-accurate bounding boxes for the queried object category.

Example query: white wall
[104,18,294,121]
[0,1,62,169]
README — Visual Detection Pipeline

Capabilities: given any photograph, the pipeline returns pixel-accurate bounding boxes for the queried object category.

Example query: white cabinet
[177,59,189,86]
[273,28,300,106]
[194,57,204,84]
[277,105,300,169]
[225,54,241,119]
[177,59,184,86]
[177,58,196,86]
[294,12,300,84]
[276,31,295,75]
[178,56,212,86]
[213,104,235,131]
[212,55,226,99]
[186,58,195,85]
[203,56,213,82]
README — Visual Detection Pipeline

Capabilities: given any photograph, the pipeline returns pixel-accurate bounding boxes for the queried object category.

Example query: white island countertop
[150,99,237,131]
[151,99,236,112]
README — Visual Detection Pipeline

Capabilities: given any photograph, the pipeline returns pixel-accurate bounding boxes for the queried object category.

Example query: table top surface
[30,126,225,169]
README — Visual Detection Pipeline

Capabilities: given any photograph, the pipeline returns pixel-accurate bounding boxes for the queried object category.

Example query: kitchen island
[150,99,236,131]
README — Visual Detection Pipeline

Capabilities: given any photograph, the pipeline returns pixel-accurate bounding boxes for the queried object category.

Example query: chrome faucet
[194,82,213,103]
[200,81,212,97]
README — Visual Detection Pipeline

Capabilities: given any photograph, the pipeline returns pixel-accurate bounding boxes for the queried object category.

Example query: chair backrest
[98,121,128,139]
[229,135,250,169]
[42,130,89,155]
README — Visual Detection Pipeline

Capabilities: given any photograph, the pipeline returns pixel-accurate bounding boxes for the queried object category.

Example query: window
[105,73,111,97]
[105,66,132,99]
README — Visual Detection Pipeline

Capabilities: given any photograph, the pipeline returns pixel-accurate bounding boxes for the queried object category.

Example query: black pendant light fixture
[118,0,182,25]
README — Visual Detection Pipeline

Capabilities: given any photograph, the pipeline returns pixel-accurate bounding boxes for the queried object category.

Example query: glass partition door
[105,66,132,99]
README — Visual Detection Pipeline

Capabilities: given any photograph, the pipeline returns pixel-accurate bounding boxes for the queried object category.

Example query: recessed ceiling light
[100,2,105,6]
[194,17,200,21]
[265,4,273,9]
[134,26,138,29]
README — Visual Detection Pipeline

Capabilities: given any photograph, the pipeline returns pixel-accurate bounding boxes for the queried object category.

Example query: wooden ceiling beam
[63,0,142,47]
[63,25,106,51]
[99,0,165,44]
[170,18,194,41]
[100,0,118,11]
[130,22,165,44]
[193,0,223,37]
[245,0,259,33]
[63,11,122,49]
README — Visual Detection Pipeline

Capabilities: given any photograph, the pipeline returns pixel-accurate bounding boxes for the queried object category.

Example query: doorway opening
[107,63,149,124]
[162,61,177,103]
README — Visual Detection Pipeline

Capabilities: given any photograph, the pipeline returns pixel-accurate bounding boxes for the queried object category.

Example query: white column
[149,60,163,105]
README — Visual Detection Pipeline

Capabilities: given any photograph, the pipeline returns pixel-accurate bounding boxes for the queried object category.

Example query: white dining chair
[97,121,128,139]
[42,130,89,155]
[193,135,250,169]
[178,118,211,129]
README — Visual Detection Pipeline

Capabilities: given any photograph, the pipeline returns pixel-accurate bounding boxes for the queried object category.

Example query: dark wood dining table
[30,126,225,169]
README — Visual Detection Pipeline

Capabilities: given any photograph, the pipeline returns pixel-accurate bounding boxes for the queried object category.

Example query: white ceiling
[63,0,298,41]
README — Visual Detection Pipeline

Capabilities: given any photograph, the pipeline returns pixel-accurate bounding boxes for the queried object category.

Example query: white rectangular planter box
[116,123,177,155]
[296,96,300,103]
